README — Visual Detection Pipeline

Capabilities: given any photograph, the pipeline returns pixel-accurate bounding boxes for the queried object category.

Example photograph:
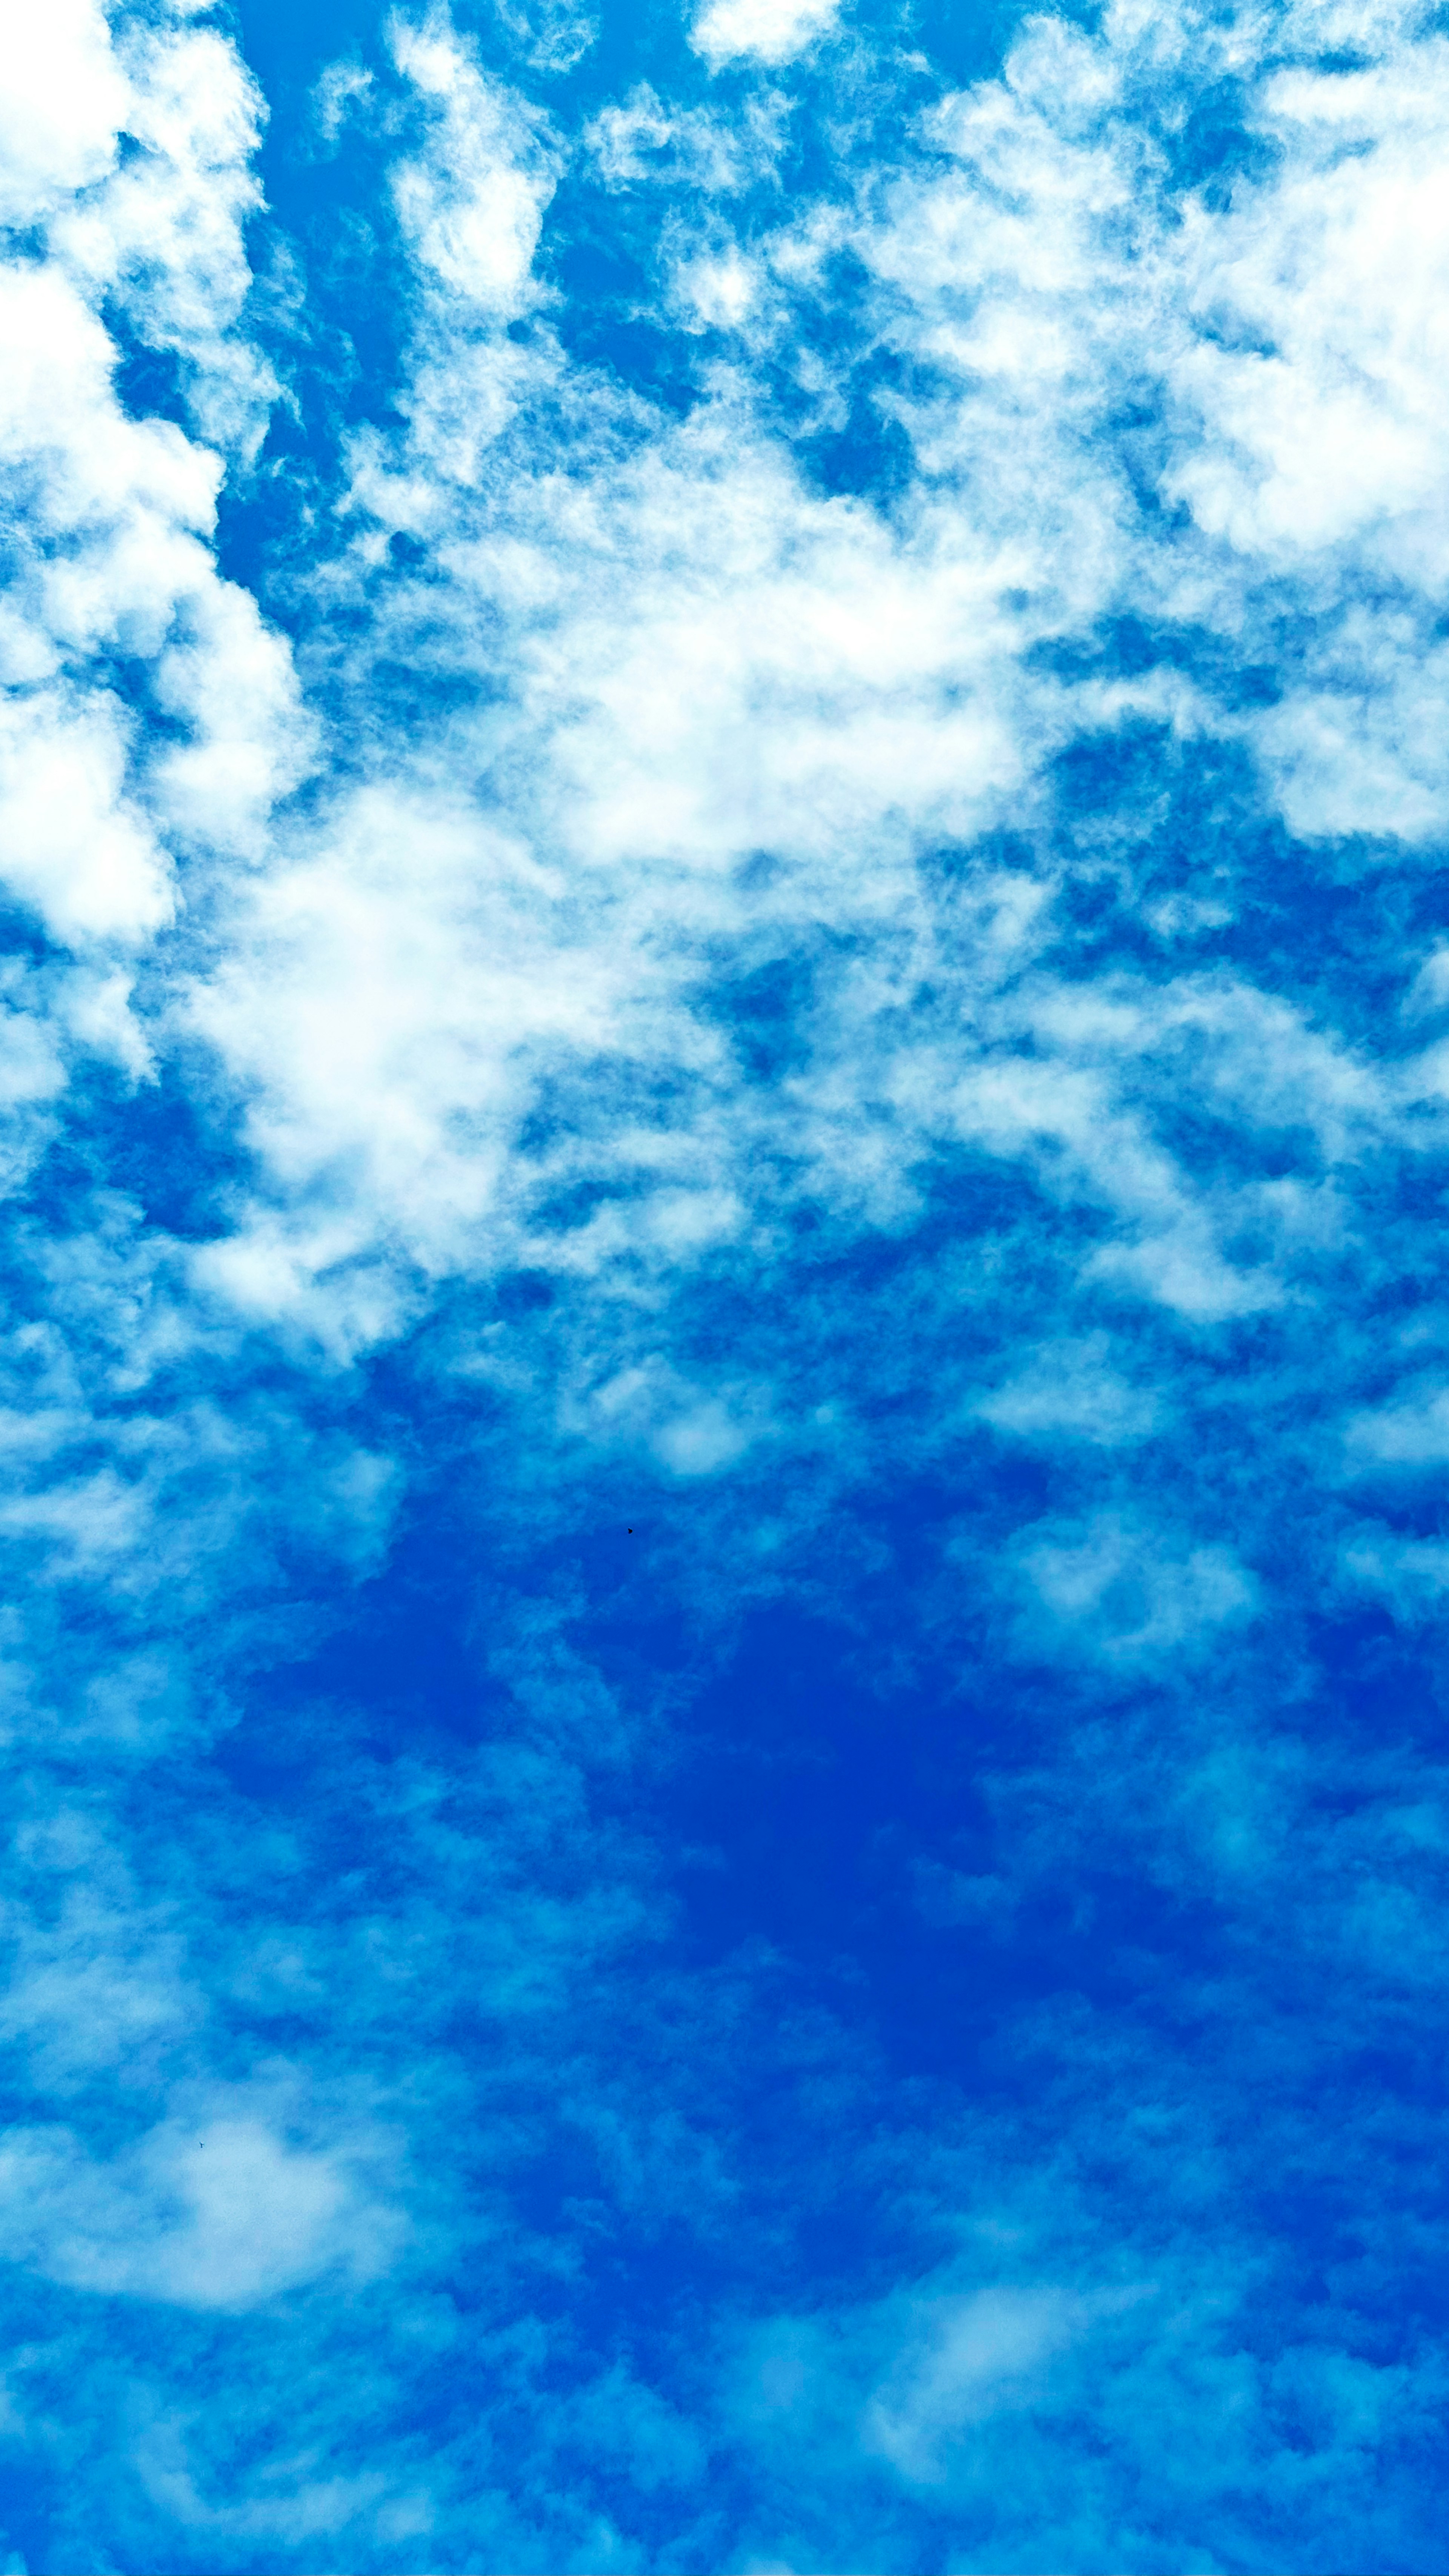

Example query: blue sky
[2,0,1449,2567]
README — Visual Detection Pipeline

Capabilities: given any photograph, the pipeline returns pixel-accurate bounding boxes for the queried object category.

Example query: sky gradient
[2,0,1449,2567]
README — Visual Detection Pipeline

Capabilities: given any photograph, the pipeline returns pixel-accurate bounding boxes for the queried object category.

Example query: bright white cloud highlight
[689,0,840,69]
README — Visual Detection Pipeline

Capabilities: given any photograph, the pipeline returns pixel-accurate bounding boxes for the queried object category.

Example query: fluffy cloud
[0,0,127,229]
[0,2110,397,2308]
[690,0,841,70]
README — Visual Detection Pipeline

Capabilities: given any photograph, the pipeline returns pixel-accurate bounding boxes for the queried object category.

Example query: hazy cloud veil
[2,0,1448,2565]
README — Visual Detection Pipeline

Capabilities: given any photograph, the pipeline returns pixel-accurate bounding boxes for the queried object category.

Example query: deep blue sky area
[4,0,1449,2567]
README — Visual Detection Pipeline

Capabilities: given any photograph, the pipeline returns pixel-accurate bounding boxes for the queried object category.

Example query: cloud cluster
[0,0,305,992]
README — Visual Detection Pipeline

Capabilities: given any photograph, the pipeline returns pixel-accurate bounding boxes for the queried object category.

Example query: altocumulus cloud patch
[2,0,1449,2566]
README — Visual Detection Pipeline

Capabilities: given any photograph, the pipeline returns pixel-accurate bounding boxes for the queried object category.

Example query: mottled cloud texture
[2,0,1449,2566]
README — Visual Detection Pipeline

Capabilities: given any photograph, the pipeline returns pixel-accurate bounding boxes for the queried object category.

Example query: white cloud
[0,686,171,945]
[689,0,839,71]
[1010,1513,1259,1669]
[1345,1380,1449,1467]
[975,1337,1163,1446]
[0,8,301,967]
[311,58,374,150]
[53,15,277,458]
[672,241,759,329]
[0,0,126,227]
[0,2110,401,2308]
[586,83,781,191]
[389,14,557,318]
[863,2285,1108,2482]
[1167,49,1449,563]
[1339,1521,1449,1620]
